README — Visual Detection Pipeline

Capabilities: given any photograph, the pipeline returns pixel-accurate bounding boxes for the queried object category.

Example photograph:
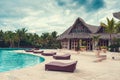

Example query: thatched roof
[57,33,92,40]
[113,12,120,19]
[94,33,119,39]
[57,17,119,40]
[58,33,119,40]
[71,18,99,33]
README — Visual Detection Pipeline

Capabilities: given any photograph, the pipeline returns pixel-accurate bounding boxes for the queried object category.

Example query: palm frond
[115,21,120,33]
[100,22,107,27]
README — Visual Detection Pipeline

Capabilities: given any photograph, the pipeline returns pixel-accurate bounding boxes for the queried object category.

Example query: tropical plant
[100,46,107,49]
[51,31,57,38]
[108,38,120,52]
[0,28,60,49]
[115,21,120,33]
[92,35,100,50]
[100,18,120,45]
[4,31,16,47]
[15,28,28,47]
[0,30,4,41]
[31,33,40,47]
[80,46,86,48]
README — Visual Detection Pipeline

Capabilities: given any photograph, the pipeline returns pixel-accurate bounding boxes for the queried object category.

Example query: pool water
[0,49,45,72]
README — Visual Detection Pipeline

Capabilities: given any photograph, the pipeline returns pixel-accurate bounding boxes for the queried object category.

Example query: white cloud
[0,0,120,35]
[65,10,71,15]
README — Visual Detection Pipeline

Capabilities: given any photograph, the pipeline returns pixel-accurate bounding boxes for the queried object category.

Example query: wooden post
[67,39,70,49]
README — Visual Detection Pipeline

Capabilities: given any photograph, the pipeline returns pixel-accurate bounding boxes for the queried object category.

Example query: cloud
[56,0,66,6]
[85,0,105,12]
[56,0,105,12]
[74,0,87,5]
[0,0,120,35]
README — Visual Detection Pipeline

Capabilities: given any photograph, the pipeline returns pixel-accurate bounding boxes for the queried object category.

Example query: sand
[0,49,120,80]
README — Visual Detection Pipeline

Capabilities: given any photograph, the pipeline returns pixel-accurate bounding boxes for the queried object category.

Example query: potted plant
[80,40,87,51]
[101,46,107,53]
[80,46,86,51]
[75,44,80,51]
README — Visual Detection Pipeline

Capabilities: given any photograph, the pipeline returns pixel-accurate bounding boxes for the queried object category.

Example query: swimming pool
[0,49,45,72]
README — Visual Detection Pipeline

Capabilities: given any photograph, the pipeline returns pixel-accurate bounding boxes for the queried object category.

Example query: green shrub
[80,46,86,48]
[101,46,107,49]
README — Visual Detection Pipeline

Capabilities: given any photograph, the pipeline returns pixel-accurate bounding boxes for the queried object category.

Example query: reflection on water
[0,50,45,72]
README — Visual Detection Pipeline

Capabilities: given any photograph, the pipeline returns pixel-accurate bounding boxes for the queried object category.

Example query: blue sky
[0,0,120,35]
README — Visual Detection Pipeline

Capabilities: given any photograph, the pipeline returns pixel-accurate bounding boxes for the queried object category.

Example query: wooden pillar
[79,39,82,47]
[92,40,95,50]
[67,39,70,49]
[108,40,111,46]
[60,41,63,49]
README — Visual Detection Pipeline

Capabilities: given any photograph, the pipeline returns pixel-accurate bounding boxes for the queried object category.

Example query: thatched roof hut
[113,12,120,19]
[57,17,119,40]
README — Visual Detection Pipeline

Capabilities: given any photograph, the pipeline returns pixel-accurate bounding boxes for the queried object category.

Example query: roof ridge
[113,11,120,19]
[71,17,93,33]
[57,17,100,40]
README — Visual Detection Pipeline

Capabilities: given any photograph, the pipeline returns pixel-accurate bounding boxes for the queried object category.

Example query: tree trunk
[110,34,112,45]
[93,41,95,50]
[18,41,20,48]
[10,40,14,48]
[17,39,20,48]
[10,41,12,48]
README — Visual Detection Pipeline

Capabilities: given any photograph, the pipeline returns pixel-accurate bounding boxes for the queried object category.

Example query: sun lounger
[53,54,71,60]
[34,48,39,50]
[41,52,56,56]
[25,48,40,52]
[25,49,34,52]
[33,50,44,54]
[45,61,77,72]
[93,57,106,62]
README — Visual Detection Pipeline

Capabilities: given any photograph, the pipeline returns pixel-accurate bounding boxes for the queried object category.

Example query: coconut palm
[51,31,57,38]
[41,32,51,48]
[4,31,15,47]
[33,33,40,47]
[92,35,100,50]
[0,28,60,48]
[100,18,118,45]
[15,28,28,47]
[0,30,4,41]
[28,33,40,47]
[115,21,120,33]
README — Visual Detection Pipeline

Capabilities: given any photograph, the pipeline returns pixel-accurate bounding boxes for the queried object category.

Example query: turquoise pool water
[0,49,45,72]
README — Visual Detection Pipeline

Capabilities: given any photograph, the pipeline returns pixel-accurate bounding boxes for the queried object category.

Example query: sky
[0,0,120,35]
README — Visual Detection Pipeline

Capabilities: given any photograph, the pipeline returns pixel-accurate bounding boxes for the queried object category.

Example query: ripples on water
[0,49,45,72]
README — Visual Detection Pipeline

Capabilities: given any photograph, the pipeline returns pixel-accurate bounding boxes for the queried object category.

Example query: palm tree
[15,28,28,47]
[29,33,40,47]
[51,31,57,38]
[33,33,40,47]
[4,31,15,47]
[115,21,120,33]
[92,35,100,50]
[41,32,51,48]
[0,30,4,47]
[100,18,119,45]
[0,30,4,41]
[51,31,60,48]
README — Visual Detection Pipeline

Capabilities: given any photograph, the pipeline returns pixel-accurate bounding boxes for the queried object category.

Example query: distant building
[57,17,119,50]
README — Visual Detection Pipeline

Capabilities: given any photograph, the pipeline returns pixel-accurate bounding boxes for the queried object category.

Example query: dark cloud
[74,0,87,5]
[0,0,28,19]
[0,9,26,19]
[56,0,105,12]
[56,0,66,6]
[0,0,118,35]
[85,0,105,12]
